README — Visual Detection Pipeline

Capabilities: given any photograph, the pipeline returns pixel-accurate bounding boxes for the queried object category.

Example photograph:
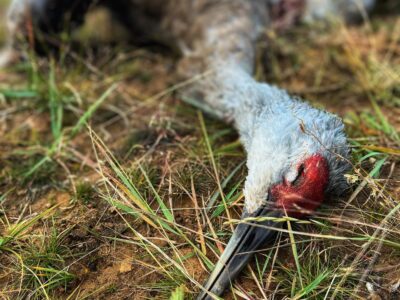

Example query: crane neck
[200,61,292,151]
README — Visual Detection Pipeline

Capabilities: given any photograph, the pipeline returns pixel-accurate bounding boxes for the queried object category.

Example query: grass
[0,207,76,299]
[0,4,399,300]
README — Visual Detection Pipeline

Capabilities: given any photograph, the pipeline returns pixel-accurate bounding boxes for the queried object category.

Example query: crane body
[0,0,376,298]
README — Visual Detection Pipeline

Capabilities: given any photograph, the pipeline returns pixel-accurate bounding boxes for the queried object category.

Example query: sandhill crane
[0,0,376,299]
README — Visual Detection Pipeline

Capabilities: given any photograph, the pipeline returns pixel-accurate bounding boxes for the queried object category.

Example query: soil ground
[0,1,399,299]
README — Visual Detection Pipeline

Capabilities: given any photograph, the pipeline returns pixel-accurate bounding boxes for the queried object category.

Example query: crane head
[271,153,329,217]
[197,87,350,299]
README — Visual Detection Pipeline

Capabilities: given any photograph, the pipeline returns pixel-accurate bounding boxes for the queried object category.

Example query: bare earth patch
[0,5,400,300]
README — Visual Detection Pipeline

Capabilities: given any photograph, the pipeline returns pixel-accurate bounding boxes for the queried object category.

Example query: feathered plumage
[0,0,376,298]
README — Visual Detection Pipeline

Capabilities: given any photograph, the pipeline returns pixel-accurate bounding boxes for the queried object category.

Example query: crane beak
[197,205,282,300]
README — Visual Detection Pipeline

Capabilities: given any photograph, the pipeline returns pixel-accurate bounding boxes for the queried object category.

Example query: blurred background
[0,1,399,299]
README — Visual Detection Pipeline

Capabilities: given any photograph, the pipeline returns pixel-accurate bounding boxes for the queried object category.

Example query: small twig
[190,174,207,255]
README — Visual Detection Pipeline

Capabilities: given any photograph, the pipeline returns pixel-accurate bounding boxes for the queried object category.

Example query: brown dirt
[0,6,399,300]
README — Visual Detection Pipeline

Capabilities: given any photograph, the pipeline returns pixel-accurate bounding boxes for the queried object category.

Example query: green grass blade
[169,284,186,300]
[0,207,55,248]
[287,220,304,290]
[370,157,387,178]
[139,164,174,222]
[48,62,63,140]
[0,89,38,99]
[293,271,331,300]
[23,156,52,179]
[71,84,118,137]
[208,161,245,212]
[211,181,242,218]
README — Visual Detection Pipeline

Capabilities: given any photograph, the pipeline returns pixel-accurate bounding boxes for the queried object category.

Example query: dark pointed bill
[197,205,283,300]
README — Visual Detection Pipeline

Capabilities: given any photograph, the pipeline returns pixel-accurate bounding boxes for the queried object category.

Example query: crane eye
[291,164,305,186]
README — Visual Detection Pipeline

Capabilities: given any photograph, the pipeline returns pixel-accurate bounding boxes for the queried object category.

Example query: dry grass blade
[0,5,399,299]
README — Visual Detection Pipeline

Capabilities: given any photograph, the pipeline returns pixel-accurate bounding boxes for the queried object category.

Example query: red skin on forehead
[271,154,329,217]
